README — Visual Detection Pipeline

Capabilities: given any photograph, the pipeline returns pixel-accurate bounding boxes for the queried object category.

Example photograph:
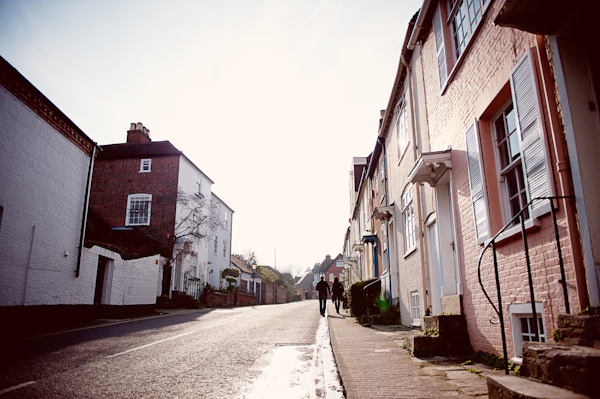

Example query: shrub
[349,279,381,319]
[221,267,240,289]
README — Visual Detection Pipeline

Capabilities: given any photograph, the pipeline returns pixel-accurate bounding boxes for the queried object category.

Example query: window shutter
[465,121,489,242]
[510,49,551,212]
[433,4,448,88]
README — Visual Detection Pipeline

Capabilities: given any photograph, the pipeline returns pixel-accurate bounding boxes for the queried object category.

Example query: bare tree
[157,188,219,296]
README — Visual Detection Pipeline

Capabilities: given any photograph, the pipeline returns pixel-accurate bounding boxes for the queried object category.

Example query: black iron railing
[477,196,572,374]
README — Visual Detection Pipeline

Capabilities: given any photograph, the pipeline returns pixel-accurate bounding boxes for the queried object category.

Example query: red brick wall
[261,282,288,304]
[90,155,180,240]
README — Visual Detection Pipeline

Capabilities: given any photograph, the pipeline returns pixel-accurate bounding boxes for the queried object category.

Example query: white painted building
[207,194,234,289]
[0,57,161,317]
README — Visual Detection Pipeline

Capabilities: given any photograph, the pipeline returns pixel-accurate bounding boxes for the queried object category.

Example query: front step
[521,342,600,398]
[554,314,600,349]
[488,375,590,399]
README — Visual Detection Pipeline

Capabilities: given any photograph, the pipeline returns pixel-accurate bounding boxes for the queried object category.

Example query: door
[94,256,109,305]
[426,217,442,315]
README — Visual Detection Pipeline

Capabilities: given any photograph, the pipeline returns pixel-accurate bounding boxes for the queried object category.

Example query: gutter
[408,1,431,50]
[76,144,99,277]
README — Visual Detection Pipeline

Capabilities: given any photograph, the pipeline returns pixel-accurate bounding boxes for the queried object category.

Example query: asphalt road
[0,300,341,398]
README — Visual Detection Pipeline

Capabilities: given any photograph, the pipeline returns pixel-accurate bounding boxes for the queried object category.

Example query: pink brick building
[348,0,599,360]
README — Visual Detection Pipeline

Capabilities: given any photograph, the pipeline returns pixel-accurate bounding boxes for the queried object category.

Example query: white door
[426,217,442,315]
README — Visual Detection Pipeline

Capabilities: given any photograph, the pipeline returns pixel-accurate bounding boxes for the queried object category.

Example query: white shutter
[433,4,448,88]
[465,121,489,242]
[510,49,551,212]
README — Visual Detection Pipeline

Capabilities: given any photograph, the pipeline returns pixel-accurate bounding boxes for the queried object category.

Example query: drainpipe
[76,144,98,278]
[378,137,393,306]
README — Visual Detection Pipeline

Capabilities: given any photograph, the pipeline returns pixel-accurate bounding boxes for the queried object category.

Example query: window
[196,180,203,198]
[222,239,227,258]
[433,0,490,88]
[402,184,416,254]
[126,194,151,226]
[336,260,344,269]
[215,203,221,223]
[381,223,387,252]
[374,170,379,201]
[223,211,228,230]
[509,303,546,357]
[396,99,409,158]
[140,159,151,172]
[213,235,218,255]
[448,0,485,59]
[411,291,421,325]
[493,103,529,224]
[329,273,334,282]
[466,50,551,242]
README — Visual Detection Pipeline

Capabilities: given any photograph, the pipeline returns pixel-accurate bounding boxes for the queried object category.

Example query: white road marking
[0,381,36,396]
[106,313,251,359]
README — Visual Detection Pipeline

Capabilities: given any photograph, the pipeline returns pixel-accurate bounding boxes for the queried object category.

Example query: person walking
[331,277,344,314]
[316,276,330,317]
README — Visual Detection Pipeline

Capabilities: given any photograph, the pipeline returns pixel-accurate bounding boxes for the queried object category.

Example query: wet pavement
[327,305,503,399]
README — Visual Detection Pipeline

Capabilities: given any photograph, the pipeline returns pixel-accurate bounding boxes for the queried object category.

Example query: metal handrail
[477,196,573,374]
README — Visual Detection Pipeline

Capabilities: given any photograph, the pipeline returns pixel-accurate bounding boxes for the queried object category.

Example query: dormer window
[140,159,151,173]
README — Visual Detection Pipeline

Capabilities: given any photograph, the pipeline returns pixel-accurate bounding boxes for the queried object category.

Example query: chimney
[379,109,386,130]
[326,255,331,260]
[127,122,151,143]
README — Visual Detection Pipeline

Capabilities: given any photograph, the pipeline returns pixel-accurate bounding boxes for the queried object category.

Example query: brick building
[89,123,232,300]
[346,0,598,361]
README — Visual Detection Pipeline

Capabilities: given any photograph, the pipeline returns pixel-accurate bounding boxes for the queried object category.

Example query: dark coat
[332,281,344,299]
[316,280,330,298]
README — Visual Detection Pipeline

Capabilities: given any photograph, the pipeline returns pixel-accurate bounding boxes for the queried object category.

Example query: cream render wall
[0,86,93,306]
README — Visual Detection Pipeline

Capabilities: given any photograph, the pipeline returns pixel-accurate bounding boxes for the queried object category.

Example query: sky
[0,0,422,274]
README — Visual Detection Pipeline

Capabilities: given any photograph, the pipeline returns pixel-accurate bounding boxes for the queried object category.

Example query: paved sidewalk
[327,306,500,399]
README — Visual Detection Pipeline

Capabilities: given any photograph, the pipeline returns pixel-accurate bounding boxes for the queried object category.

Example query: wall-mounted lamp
[64,250,69,257]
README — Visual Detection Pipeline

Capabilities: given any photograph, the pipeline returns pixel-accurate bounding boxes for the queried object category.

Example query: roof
[85,209,169,260]
[231,255,254,274]
[316,254,343,273]
[98,141,182,160]
[296,273,314,290]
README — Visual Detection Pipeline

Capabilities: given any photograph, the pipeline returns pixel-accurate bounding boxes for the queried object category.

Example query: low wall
[235,290,257,306]
[203,289,234,307]
[261,282,289,304]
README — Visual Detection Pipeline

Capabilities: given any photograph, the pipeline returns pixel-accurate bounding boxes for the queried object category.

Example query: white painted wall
[207,194,233,289]
[175,156,213,290]
[84,246,160,305]
[0,86,93,306]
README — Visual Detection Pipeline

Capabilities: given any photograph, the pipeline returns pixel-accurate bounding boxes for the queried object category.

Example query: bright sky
[0,0,421,274]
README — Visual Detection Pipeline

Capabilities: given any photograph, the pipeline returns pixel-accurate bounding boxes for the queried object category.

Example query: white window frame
[140,159,151,173]
[381,223,387,252]
[329,273,334,282]
[401,184,416,254]
[509,302,546,358]
[223,211,228,230]
[213,235,218,255]
[411,291,421,326]
[126,194,152,226]
[196,180,204,198]
[396,98,409,159]
[222,239,227,258]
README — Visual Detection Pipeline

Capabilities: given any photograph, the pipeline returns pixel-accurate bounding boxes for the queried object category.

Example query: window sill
[403,247,417,259]
[484,201,551,246]
[486,217,540,246]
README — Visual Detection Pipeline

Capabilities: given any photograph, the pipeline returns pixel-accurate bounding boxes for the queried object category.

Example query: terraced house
[345,0,599,365]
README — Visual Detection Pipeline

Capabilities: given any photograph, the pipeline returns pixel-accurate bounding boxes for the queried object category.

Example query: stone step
[521,342,600,397]
[488,374,590,399]
[555,314,600,349]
